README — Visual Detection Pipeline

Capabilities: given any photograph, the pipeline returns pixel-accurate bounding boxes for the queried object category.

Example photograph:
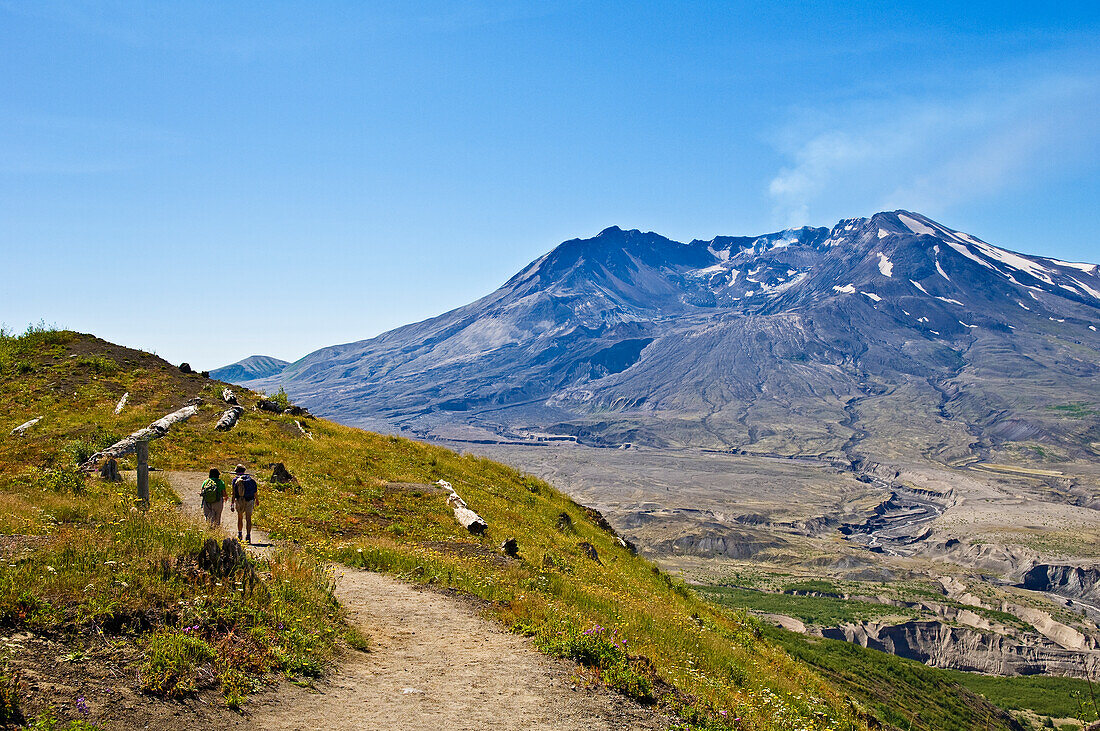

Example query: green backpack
[200,478,222,504]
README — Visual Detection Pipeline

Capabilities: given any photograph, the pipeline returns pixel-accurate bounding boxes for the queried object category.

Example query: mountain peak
[210,354,290,384]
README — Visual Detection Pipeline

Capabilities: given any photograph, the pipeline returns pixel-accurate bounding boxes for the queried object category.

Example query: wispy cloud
[766,54,1100,227]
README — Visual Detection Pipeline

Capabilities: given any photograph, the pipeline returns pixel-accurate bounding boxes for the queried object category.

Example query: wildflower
[76,696,90,715]
[46,566,56,573]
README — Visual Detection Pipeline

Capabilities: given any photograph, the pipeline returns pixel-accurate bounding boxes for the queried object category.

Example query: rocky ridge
[246,211,1100,465]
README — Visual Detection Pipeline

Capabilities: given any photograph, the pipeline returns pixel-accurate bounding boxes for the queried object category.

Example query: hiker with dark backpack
[230,464,259,544]
[200,468,227,527]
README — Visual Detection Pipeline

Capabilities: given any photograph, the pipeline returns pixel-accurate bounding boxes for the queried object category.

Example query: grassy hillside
[0,328,1023,730]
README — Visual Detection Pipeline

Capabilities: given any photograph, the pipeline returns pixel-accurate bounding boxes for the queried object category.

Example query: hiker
[199,468,227,526]
[230,463,259,544]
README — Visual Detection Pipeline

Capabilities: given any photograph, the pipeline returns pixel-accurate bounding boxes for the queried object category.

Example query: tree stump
[500,537,519,557]
[98,458,122,483]
[270,462,296,484]
[222,388,238,405]
[578,541,601,564]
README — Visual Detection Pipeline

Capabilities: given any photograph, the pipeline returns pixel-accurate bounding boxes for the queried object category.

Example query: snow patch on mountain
[877,253,894,277]
[898,213,937,236]
[1048,258,1099,274]
[1070,278,1100,300]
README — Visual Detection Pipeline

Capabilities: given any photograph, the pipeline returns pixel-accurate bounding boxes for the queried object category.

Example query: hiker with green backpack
[200,468,227,527]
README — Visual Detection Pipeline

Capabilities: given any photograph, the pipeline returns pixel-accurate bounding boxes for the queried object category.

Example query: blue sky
[3,1,1099,367]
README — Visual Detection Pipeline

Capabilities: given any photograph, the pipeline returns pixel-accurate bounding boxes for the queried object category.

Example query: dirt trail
[165,471,667,731]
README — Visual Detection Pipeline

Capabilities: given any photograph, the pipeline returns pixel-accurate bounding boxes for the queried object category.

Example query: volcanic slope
[257,211,1100,463]
[3,329,940,730]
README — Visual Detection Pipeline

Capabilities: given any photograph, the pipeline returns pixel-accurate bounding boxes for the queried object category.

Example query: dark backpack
[237,475,258,500]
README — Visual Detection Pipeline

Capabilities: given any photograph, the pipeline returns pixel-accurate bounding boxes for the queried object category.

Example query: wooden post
[136,440,150,509]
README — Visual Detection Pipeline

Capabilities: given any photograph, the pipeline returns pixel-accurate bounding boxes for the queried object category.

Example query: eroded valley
[458,442,1100,679]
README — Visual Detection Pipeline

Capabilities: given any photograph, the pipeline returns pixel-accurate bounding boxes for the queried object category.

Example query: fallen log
[222,388,238,405]
[215,406,244,431]
[436,480,488,534]
[255,399,283,414]
[10,417,42,436]
[81,404,199,471]
[295,420,314,440]
[113,392,129,415]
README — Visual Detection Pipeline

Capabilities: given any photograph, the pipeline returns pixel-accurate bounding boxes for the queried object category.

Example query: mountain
[263,211,1100,463]
[210,354,290,383]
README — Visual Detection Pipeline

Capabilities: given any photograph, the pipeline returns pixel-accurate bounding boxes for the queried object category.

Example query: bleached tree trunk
[10,417,41,436]
[437,480,488,534]
[215,406,244,431]
[295,420,314,440]
[222,388,238,405]
[81,404,199,471]
[114,392,129,414]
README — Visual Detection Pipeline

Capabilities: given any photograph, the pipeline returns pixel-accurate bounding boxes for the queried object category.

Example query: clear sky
[3,1,1099,368]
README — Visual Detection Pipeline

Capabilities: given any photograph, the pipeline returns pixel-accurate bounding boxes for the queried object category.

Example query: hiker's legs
[237,505,244,536]
[239,499,255,541]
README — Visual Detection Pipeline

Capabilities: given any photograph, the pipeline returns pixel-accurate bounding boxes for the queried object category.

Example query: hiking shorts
[202,500,223,526]
[237,499,256,517]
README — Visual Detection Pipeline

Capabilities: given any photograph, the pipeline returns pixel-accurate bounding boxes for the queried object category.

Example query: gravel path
[166,471,668,731]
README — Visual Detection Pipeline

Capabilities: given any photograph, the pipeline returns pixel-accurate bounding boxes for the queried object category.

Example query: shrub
[270,388,291,412]
[33,467,87,495]
[0,662,22,725]
[219,667,252,710]
[537,624,654,702]
[64,427,120,466]
[74,356,119,375]
[140,630,217,697]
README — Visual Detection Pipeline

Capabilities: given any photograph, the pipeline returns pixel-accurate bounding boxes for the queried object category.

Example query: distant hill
[210,354,290,383]
[263,210,1100,463]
